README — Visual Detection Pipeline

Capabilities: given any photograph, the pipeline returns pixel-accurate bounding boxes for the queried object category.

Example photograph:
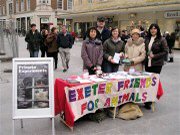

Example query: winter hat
[131,28,140,35]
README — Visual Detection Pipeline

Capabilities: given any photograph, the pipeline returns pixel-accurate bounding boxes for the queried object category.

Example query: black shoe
[63,69,67,72]
[144,102,152,110]
[168,58,174,62]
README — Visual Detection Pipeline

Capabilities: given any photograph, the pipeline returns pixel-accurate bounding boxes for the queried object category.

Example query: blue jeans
[102,60,120,73]
[30,50,39,57]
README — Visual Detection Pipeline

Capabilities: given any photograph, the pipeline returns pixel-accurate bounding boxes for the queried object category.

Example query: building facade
[0,0,73,32]
[0,0,180,36]
[57,0,180,37]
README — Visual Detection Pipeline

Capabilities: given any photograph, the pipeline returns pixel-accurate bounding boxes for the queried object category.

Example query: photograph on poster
[17,64,49,109]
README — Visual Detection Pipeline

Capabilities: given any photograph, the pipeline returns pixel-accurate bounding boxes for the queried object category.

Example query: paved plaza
[0,37,180,135]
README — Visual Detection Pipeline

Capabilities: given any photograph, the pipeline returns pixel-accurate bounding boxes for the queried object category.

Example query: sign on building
[164,11,180,18]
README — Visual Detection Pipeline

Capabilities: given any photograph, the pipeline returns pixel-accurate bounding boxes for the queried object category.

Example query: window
[21,0,24,12]
[68,0,73,10]
[39,0,50,4]
[57,0,63,9]
[9,3,13,14]
[27,0,30,11]
[16,0,19,13]
[2,6,5,15]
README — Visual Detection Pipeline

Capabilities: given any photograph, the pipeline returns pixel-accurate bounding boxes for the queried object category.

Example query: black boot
[144,102,152,110]
[169,57,174,62]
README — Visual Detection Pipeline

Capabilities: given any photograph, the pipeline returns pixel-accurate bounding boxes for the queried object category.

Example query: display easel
[12,118,55,135]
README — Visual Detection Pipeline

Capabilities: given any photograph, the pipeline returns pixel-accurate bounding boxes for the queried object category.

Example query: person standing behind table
[124,28,146,72]
[45,27,59,70]
[40,29,48,57]
[81,27,103,75]
[102,27,124,73]
[57,25,74,72]
[144,23,168,109]
[25,24,42,57]
[83,17,111,44]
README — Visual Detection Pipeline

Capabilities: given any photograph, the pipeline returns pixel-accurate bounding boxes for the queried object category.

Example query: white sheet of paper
[113,53,120,64]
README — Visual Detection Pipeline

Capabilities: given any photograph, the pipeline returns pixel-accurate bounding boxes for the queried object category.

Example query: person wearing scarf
[124,28,146,72]
[81,27,103,75]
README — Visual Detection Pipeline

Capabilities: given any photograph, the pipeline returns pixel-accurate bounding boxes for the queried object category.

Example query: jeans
[29,50,39,57]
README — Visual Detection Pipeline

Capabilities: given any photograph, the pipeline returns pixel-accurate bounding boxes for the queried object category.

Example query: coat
[103,37,124,62]
[25,30,42,51]
[45,33,58,53]
[144,37,168,66]
[125,37,146,72]
[57,32,74,49]
[81,38,103,70]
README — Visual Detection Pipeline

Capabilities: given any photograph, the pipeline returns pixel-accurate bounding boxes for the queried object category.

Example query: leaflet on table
[75,77,92,83]
[113,53,120,64]
[89,76,106,82]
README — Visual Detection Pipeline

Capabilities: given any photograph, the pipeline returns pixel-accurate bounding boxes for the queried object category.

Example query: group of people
[25,24,74,72]
[81,17,169,110]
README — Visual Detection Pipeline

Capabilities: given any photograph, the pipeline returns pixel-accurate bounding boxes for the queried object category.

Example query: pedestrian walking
[57,25,74,72]
[168,32,176,62]
[45,27,59,70]
[40,29,48,57]
[81,27,103,75]
[144,23,168,109]
[102,27,124,73]
[25,24,42,57]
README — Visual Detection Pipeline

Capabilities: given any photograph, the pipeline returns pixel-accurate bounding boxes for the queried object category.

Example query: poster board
[12,58,54,119]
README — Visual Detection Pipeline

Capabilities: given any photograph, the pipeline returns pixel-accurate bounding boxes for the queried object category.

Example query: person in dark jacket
[25,24,42,57]
[102,27,124,73]
[121,30,130,44]
[83,17,111,44]
[45,27,59,69]
[144,23,168,109]
[57,25,74,72]
[40,29,48,57]
[167,32,176,62]
[81,27,103,75]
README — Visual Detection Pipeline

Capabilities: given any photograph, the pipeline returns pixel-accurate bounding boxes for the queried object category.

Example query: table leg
[59,116,73,131]
[152,102,155,112]
[113,107,117,119]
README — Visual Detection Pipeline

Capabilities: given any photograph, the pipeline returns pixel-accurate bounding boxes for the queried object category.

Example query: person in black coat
[40,29,49,57]
[25,24,42,57]
[83,17,111,44]
[144,23,168,109]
